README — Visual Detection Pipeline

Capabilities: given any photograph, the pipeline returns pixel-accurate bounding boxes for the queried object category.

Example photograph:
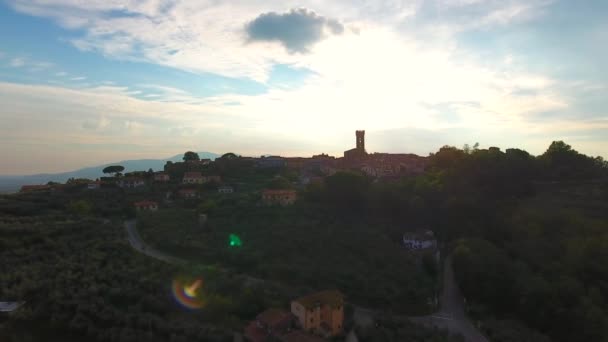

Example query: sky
[0,0,607,175]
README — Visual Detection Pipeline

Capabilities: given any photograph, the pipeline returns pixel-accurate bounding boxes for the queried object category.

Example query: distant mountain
[0,152,219,194]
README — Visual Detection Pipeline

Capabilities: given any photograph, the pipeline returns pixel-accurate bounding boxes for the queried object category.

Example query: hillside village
[19,131,427,199]
[5,133,608,342]
[12,131,442,342]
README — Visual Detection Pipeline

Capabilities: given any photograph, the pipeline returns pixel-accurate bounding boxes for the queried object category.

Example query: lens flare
[172,278,205,309]
[229,233,242,247]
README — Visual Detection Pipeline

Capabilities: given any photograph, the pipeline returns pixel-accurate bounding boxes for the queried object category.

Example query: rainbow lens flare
[172,278,205,309]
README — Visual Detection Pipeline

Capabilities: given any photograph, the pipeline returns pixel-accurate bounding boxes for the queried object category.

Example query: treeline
[300,141,607,341]
[425,142,607,342]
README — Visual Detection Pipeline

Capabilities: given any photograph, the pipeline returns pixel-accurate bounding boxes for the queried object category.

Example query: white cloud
[55,71,68,76]
[70,76,86,81]
[3,0,605,174]
[7,0,551,82]
[7,56,54,71]
[9,57,25,67]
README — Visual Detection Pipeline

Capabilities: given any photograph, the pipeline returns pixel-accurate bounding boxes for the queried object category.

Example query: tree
[183,151,200,162]
[220,152,238,160]
[68,200,92,216]
[266,176,291,189]
[102,165,125,177]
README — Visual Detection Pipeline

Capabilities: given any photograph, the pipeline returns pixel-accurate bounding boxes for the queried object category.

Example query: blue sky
[0,0,606,174]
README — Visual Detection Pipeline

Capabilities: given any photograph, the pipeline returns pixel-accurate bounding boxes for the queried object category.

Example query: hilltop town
[2,134,608,342]
[19,130,428,196]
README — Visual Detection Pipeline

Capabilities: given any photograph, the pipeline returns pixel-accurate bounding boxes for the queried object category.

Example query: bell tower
[356,130,365,153]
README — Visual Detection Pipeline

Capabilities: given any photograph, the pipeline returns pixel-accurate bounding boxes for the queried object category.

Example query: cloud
[82,116,110,130]
[5,0,553,82]
[70,76,86,81]
[245,8,344,53]
[9,58,25,67]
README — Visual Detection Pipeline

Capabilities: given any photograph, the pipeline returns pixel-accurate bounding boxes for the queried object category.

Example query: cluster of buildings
[253,130,428,180]
[245,290,344,342]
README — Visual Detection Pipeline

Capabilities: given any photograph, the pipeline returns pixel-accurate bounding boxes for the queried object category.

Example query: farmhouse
[262,189,297,206]
[134,200,158,211]
[291,290,344,337]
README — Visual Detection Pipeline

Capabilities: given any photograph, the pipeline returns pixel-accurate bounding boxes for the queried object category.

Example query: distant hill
[0,152,219,193]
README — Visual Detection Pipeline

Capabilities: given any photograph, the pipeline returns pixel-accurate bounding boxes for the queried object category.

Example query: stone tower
[356,130,365,153]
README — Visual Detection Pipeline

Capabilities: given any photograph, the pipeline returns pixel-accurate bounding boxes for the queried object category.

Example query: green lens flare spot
[229,234,242,247]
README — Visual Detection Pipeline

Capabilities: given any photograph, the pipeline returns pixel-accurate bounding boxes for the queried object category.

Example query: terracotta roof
[20,185,51,192]
[183,172,203,178]
[122,177,144,182]
[134,200,158,207]
[281,331,326,342]
[244,321,267,342]
[292,290,344,309]
[256,308,291,327]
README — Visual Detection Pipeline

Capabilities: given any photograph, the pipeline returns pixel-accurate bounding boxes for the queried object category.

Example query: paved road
[409,255,488,342]
[124,220,184,264]
[124,220,266,285]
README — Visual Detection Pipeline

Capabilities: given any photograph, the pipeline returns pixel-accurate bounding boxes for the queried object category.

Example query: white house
[182,172,204,184]
[87,182,100,190]
[403,230,437,250]
[0,301,25,315]
[118,177,145,188]
[218,185,234,194]
[154,172,170,182]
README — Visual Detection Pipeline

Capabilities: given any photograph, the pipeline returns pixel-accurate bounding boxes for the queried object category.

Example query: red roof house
[134,200,158,211]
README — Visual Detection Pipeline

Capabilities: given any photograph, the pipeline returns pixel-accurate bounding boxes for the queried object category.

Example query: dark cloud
[245,8,344,53]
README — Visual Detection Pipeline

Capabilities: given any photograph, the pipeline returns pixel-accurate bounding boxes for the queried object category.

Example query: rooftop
[134,200,158,207]
[281,331,326,342]
[256,308,292,327]
[403,230,436,240]
[292,290,344,309]
[0,301,25,312]
[183,172,203,178]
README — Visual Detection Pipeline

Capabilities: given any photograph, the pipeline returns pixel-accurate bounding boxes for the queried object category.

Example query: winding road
[409,255,488,342]
[124,219,184,264]
[125,219,487,341]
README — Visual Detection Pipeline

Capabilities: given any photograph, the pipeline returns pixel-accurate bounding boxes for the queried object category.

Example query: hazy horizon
[1,0,607,175]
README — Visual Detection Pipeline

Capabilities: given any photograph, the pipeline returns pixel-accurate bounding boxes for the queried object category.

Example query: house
[134,200,158,211]
[186,158,211,165]
[218,185,234,194]
[154,172,170,182]
[281,331,326,342]
[403,230,437,250]
[285,157,311,170]
[19,185,52,193]
[182,172,204,184]
[178,188,198,199]
[262,189,297,206]
[244,308,294,342]
[291,290,344,337]
[87,181,100,190]
[118,177,145,189]
[257,156,286,168]
[0,302,25,316]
